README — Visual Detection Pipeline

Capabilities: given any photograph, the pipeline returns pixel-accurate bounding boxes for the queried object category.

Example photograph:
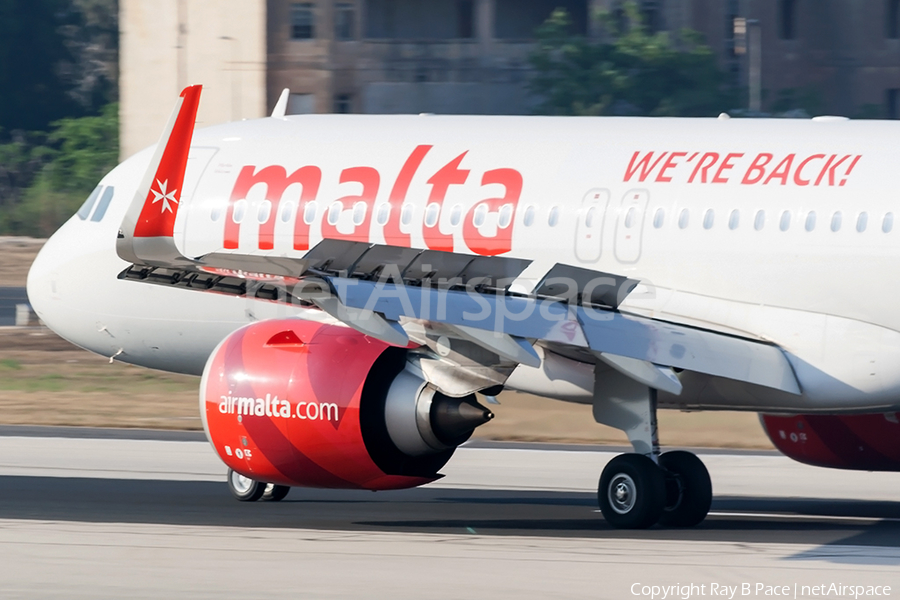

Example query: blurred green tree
[59,0,120,110]
[0,0,81,132]
[529,3,734,117]
[0,0,118,236]
[0,104,118,237]
[44,102,119,194]
[0,0,118,133]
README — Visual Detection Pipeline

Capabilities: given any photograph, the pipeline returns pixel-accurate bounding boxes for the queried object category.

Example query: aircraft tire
[227,468,266,502]
[262,484,291,502]
[598,454,666,529]
[658,451,712,527]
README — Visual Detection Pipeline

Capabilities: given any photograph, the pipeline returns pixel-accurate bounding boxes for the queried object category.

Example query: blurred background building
[120,0,900,158]
[681,0,900,119]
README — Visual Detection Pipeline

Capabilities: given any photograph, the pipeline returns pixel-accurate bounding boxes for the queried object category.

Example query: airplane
[26,85,900,529]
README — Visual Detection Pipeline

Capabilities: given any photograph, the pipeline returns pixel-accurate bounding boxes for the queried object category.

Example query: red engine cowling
[761,413,900,471]
[200,319,493,490]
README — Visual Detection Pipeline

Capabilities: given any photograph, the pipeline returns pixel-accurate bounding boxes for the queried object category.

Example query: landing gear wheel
[227,468,266,502]
[598,454,666,529]
[262,484,290,502]
[658,451,712,527]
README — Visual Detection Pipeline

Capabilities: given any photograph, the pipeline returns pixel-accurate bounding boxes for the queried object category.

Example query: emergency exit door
[574,188,610,263]
[614,189,649,264]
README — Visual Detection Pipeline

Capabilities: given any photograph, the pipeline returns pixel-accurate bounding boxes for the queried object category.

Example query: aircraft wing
[118,238,800,396]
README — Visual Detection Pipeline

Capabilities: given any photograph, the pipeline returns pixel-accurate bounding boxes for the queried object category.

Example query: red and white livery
[27,86,900,528]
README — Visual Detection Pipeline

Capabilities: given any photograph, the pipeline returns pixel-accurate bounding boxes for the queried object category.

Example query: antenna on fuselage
[271,88,290,118]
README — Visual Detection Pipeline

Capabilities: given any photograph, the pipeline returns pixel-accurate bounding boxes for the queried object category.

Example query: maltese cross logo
[151,179,179,213]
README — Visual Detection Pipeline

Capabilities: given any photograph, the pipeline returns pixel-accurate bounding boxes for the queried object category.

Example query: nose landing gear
[227,468,291,502]
[227,468,266,502]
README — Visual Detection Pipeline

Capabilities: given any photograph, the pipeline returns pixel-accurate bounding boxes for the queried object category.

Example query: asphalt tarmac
[1,429,898,599]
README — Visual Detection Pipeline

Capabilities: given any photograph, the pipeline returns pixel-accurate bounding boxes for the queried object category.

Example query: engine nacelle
[761,412,900,471]
[200,319,493,490]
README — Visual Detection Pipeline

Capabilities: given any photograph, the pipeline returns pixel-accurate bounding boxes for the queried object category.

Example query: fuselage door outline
[614,189,650,264]
[574,188,611,263]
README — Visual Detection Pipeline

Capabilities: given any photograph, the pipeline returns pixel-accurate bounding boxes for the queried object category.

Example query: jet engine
[760,412,900,471]
[200,319,494,490]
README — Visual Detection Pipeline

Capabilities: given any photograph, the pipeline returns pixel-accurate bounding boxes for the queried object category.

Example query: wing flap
[330,277,800,394]
[578,310,801,394]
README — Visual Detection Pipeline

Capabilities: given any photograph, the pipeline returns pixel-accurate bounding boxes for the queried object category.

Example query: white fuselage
[27,114,900,414]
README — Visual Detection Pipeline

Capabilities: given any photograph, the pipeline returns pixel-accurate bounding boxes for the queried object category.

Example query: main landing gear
[227,468,290,502]
[592,363,712,529]
[598,449,712,529]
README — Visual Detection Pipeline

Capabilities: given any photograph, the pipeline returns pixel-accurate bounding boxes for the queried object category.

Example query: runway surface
[1,429,898,599]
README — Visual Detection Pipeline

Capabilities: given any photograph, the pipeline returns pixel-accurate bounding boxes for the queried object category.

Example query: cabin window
[498,204,513,229]
[473,204,488,228]
[548,206,560,227]
[424,203,440,228]
[90,186,115,222]
[754,210,765,231]
[703,209,715,230]
[883,212,894,233]
[779,210,791,232]
[523,205,536,227]
[352,201,367,226]
[77,186,102,220]
[805,211,816,232]
[678,209,689,229]
[625,206,637,228]
[584,206,596,228]
[280,201,294,223]
[450,204,462,227]
[831,211,842,232]
[728,209,740,230]
[653,208,665,228]
[210,206,222,222]
[303,202,318,225]
[232,200,247,224]
[401,203,414,226]
[857,212,868,232]
[257,200,272,224]
[327,202,342,225]
[376,203,390,226]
